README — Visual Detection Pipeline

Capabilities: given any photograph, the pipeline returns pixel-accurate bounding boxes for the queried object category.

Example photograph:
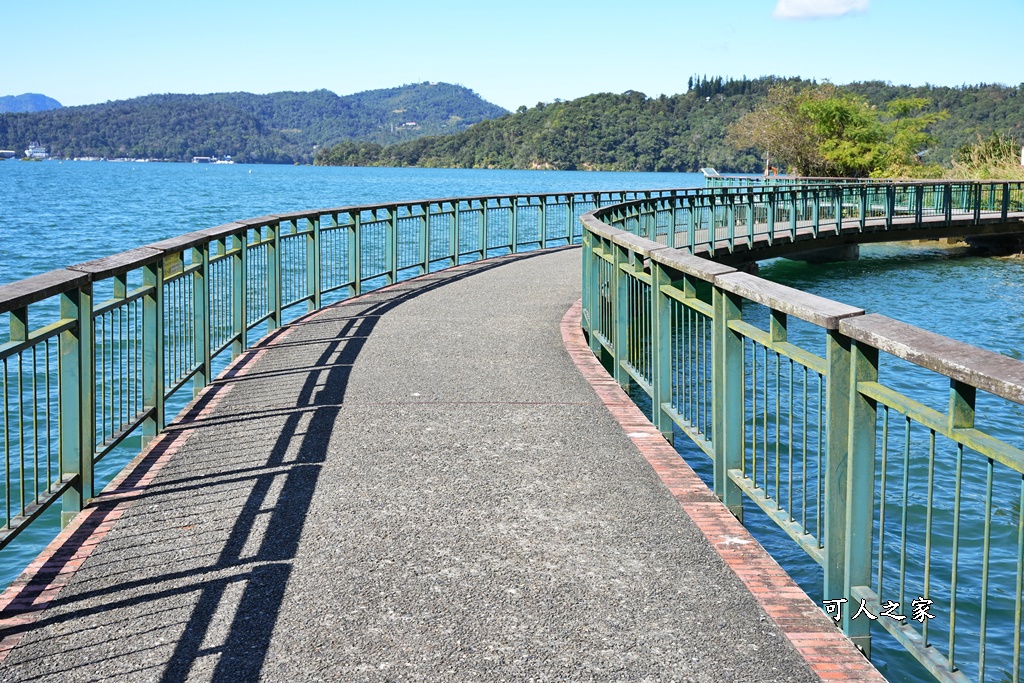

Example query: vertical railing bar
[979,457,995,682]
[923,428,936,647]
[1012,474,1023,683]
[2,358,9,525]
[899,417,911,611]
[787,359,793,521]
[949,442,963,669]
[878,407,889,600]
[801,365,808,530]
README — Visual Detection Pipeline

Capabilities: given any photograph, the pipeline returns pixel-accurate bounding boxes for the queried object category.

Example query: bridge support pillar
[786,244,860,264]
[964,234,1024,255]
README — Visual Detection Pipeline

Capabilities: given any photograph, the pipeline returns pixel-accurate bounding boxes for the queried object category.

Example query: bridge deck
[0,248,860,682]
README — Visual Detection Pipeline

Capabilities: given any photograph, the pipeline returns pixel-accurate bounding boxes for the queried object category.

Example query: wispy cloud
[773,0,869,19]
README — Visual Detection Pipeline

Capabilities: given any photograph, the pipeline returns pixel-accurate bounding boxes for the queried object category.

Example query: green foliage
[948,132,1024,180]
[317,77,803,171]
[0,83,507,163]
[320,77,1017,175]
[729,83,947,177]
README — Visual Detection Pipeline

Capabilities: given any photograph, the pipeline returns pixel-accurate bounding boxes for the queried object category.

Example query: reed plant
[947,132,1024,180]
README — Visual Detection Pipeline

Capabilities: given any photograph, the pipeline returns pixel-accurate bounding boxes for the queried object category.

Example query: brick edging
[560,301,886,683]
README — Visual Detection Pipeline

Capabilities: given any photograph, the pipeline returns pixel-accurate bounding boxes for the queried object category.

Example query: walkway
[0,248,869,682]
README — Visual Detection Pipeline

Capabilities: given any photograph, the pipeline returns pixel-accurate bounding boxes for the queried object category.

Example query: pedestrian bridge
[0,178,1022,682]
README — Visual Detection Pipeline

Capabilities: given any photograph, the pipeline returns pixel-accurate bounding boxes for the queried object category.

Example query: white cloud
[773,0,869,19]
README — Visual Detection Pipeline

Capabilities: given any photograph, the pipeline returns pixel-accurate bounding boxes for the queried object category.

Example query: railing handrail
[0,188,694,315]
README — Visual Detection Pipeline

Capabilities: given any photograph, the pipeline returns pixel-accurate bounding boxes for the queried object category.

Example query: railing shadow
[0,249,561,681]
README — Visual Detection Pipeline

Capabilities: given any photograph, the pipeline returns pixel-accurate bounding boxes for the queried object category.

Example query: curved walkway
[0,248,875,682]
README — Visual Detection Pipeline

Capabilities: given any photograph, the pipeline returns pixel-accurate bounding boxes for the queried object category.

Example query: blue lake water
[2,160,1023,683]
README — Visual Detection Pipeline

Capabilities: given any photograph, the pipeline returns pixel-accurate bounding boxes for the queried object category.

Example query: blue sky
[4,0,1022,110]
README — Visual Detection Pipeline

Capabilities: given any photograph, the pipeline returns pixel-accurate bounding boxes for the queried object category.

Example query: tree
[726,84,825,174]
[729,84,946,177]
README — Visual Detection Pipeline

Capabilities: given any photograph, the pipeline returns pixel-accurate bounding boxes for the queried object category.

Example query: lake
[2,160,1023,683]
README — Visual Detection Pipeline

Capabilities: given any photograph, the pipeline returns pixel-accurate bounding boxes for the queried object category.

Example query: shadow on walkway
[0,250,559,683]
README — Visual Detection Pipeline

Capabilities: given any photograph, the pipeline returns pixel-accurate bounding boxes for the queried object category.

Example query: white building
[24,142,48,159]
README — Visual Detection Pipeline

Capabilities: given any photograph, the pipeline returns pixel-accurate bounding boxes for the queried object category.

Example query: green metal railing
[3,175,1024,681]
[581,178,1024,683]
[0,188,692,554]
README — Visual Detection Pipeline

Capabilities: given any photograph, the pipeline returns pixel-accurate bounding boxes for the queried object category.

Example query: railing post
[510,197,519,253]
[767,190,776,245]
[669,199,678,249]
[58,290,90,525]
[811,188,820,238]
[567,194,576,244]
[142,260,164,443]
[915,185,925,226]
[479,199,488,260]
[539,196,547,249]
[834,187,843,235]
[651,260,673,439]
[349,211,361,297]
[687,198,696,253]
[712,284,744,520]
[308,216,321,311]
[1001,182,1010,222]
[844,339,878,655]
[611,240,630,388]
[726,195,735,251]
[267,221,280,331]
[451,201,460,266]
[944,183,953,225]
[586,232,604,355]
[193,243,210,395]
[231,230,247,357]
[386,206,397,285]
[420,204,430,274]
[581,229,593,339]
[823,329,852,606]
[973,183,982,224]
[885,185,894,229]
[747,192,756,248]
[789,189,798,240]
[858,186,867,231]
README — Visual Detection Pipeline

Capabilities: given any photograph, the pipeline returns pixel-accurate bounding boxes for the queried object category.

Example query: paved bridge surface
[0,247,880,682]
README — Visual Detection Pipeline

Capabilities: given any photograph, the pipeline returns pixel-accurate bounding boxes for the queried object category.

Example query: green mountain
[315,77,1024,173]
[0,83,506,163]
[0,93,62,114]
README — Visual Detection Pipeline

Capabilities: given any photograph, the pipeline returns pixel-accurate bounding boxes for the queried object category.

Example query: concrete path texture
[0,247,870,682]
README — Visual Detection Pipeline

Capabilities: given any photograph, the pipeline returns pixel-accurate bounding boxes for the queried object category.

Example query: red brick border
[561,301,886,683]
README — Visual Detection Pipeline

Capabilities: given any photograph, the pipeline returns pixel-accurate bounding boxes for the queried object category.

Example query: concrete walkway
[0,248,837,682]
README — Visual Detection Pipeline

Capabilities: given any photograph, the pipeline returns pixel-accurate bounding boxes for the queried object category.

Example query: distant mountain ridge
[0,83,506,163]
[315,77,1024,173]
[0,93,62,113]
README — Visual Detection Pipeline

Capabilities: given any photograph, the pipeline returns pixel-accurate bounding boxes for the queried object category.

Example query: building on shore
[24,142,49,160]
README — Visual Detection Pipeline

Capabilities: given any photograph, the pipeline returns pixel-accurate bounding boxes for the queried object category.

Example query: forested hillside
[316,77,1024,173]
[0,83,506,163]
